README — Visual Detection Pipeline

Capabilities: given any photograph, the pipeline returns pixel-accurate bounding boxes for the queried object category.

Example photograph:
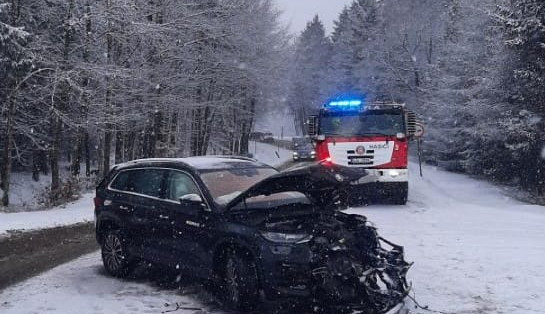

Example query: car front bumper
[293,154,316,161]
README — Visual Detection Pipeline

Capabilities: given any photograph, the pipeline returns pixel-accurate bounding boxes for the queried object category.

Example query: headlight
[389,170,400,177]
[311,150,316,155]
[261,231,312,244]
[293,152,299,156]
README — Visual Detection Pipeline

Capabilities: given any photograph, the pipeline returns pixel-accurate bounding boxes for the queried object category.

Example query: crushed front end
[309,236,411,313]
[258,213,411,314]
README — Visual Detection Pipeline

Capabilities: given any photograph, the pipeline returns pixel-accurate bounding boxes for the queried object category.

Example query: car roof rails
[204,155,258,162]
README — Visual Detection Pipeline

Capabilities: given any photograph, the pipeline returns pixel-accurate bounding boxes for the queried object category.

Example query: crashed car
[94,157,411,313]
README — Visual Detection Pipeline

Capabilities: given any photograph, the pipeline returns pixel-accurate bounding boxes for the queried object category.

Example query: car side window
[110,171,130,191]
[126,169,165,198]
[165,171,201,201]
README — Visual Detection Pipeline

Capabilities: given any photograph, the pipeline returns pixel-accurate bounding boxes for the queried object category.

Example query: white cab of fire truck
[307,98,422,205]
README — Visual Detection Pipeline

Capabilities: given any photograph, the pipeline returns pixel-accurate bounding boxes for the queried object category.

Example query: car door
[104,170,138,250]
[160,169,214,275]
[123,168,168,262]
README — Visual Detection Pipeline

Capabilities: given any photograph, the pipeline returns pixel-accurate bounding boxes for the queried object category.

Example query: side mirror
[405,110,424,139]
[413,123,425,138]
[179,194,206,209]
[307,115,318,136]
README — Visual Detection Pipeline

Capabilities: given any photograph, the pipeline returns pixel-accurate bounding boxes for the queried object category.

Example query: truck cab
[307,99,421,205]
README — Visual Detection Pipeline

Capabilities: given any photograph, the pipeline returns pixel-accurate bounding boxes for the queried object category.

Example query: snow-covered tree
[287,15,331,134]
[0,0,290,207]
[0,1,34,206]
[497,0,545,192]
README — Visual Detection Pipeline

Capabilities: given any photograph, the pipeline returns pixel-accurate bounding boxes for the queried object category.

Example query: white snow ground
[0,193,95,237]
[3,172,51,209]
[250,141,293,167]
[345,164,545,314]
[1,146,544,314]
[0,252,223,314]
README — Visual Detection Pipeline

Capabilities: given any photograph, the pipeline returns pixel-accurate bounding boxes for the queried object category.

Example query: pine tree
[498,0,545,192]
[288,15,331,134]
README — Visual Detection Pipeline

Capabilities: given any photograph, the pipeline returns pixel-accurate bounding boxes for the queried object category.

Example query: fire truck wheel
[391,182,408,205]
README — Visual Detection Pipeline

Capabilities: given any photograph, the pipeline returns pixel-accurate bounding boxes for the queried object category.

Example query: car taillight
[94,196,104,209]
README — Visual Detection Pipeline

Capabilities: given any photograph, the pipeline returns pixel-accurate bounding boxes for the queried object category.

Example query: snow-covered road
[1,163,544,314]
[347,164,545,314]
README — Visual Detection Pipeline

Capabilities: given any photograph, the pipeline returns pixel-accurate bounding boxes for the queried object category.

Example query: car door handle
[185,220,201,227]
[159,214,170,220]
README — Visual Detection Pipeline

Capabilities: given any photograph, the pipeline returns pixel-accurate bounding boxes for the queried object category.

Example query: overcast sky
[275,0,354,35]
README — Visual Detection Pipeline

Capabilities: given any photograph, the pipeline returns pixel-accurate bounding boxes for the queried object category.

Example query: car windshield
[294,143,313,150]
[200,167,278,205]
[293,138,313,150]
[320,111,404,136]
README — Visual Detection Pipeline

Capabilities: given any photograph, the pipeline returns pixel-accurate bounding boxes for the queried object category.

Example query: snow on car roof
[115,156,271,171]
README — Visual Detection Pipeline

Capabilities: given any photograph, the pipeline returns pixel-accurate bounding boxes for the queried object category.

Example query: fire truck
[307,97,423,205]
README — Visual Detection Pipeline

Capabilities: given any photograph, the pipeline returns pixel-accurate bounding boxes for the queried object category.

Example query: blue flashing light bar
[324,99,364,111]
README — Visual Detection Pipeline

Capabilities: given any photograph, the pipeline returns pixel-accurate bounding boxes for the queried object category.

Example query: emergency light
[324,99,364,111]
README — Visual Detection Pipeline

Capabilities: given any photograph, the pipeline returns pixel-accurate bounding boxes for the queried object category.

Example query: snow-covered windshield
[320,112,404,136]
[200,167,278,205]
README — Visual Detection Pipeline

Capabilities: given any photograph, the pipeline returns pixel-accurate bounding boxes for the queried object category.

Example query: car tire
[222,251,259,311]
[101,230,134,278]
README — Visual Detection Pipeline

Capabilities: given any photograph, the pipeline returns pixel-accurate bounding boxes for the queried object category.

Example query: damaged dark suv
[94,157,411,313]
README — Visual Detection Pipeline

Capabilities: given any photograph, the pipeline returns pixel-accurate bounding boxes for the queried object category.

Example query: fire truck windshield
[320,111,404,137]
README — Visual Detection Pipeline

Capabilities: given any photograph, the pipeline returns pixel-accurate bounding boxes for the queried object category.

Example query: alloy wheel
[103,233,124,272]
[225,257,240,306]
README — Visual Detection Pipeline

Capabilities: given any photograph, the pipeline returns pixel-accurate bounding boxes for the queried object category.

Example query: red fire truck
[307,98,422,205]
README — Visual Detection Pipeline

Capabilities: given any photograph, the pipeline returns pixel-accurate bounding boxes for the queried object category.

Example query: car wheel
[101,230,133,278]
[222,252,259,311]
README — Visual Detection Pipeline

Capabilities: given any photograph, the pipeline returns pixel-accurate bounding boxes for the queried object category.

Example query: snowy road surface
[348,164,545,314]
[1,163,544,314]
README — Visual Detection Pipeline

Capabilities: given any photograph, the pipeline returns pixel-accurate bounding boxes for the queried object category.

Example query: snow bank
[0,193,94,236]
[3,172,52,210]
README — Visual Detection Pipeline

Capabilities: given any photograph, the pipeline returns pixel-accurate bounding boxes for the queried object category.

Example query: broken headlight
[261,231,312,244]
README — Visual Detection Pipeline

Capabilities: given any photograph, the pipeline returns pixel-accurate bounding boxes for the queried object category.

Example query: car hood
[224,163,372,211]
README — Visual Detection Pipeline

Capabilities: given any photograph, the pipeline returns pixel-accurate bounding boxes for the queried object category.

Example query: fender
[95,212,127,243]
